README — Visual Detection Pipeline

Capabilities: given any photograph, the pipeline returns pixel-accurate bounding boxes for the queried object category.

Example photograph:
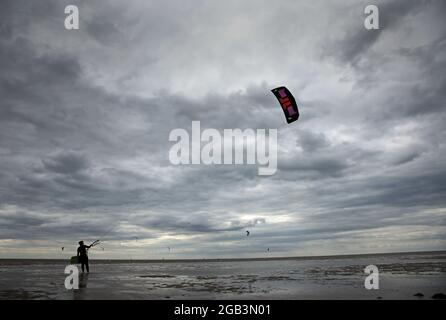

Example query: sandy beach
[0,251,445,300]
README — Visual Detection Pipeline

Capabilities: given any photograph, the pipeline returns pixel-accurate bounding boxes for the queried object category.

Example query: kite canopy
[271,86,300,124]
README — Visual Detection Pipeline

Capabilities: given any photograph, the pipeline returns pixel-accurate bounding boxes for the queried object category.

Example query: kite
[271,86,300,124]
[246,230,250,236]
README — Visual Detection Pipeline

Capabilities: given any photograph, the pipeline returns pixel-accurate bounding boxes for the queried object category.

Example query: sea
[0,251,445,300]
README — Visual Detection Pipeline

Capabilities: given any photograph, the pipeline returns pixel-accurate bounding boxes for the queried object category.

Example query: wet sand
[0,251,445,300]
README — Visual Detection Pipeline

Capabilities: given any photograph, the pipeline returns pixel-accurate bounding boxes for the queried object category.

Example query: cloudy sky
[0,0,445,259]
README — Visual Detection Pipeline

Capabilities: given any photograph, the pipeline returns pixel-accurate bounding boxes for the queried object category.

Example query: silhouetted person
[77,241,91,273]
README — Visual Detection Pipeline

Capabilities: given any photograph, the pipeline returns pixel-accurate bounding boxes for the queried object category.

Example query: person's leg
[81,261,85,273]
[86,258,89,273]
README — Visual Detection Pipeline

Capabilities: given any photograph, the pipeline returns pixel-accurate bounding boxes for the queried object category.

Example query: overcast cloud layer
[0,0,445,259]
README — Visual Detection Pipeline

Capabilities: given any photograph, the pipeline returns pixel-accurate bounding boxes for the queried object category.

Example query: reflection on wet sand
[73,273,89,300]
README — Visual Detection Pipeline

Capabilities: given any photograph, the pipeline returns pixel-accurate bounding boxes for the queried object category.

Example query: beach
[0,251,445,300]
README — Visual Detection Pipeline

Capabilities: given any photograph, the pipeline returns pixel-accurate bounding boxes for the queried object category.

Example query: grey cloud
[296,131,330,153]
[325,0,432,65]
[42,151,89,174]
[279,156,349,178]
[390,148,424,166]
[137,213,265,234]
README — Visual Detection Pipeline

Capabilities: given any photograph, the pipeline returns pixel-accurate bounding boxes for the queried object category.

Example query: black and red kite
[271,86,300,124]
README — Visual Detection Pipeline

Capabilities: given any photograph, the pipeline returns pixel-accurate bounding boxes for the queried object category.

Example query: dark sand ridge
[1,250,445,265]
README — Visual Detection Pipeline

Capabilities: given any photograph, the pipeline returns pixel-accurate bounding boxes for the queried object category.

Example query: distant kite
[61,247,64,251]
[246,231,250,237]
[271,86,300,124]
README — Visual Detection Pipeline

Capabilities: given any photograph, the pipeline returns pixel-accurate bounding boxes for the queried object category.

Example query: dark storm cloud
[393,37,446,117]
[42,152,89,174]
[0,0,445,258]
[279,156,349,178]
[340,170,446,209]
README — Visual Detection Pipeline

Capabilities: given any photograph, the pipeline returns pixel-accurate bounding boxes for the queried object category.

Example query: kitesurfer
[77,241,92,273]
